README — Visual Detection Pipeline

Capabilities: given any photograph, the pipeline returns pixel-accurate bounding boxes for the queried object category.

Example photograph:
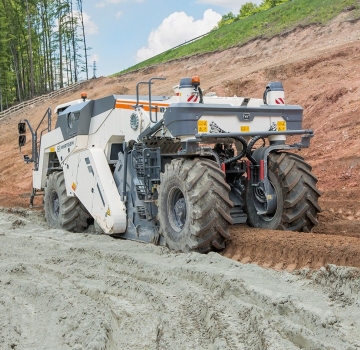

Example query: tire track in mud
[224,225,360,271]
[1,210,360,349]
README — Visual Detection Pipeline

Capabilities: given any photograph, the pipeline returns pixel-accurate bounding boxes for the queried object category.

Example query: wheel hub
[253,183,277,220]
[168,187,187,231]
[174,198,186,227]
[51,190,60,218]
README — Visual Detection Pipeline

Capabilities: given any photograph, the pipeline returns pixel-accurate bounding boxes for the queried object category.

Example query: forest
[0,0,89,112]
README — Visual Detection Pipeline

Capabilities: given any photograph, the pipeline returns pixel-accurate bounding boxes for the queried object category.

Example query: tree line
[0,0,89,112]
[216,0,291,28]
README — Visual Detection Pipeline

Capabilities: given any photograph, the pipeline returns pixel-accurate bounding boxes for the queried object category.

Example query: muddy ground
[1,8,360,349]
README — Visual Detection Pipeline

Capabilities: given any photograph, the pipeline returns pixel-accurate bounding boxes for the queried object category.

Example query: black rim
[167,187,187,231]
[51,190,60,218]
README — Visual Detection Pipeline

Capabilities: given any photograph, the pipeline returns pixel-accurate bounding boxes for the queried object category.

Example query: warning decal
[187,95,199,102]
[241,126,250,132]
[277,121,286,131]
[197,120,208,133]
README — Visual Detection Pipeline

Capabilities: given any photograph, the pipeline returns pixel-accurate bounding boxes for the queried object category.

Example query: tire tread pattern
[44,172,89,232]
[272,152,320,231]
[158,158,233,253]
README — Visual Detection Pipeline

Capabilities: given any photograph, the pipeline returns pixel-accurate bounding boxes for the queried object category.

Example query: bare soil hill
[1,11,360,270]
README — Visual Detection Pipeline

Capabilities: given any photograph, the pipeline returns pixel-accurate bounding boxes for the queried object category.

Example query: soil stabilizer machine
[18,76,321,253]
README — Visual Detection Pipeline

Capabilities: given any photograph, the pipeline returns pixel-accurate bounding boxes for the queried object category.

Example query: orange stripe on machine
[115,102,134,110]
[115,99,170,111]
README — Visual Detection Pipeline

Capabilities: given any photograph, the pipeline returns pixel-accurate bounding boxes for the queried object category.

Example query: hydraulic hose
[222,135,247,165]
[263,86,270,105]
[198,87,204,104]
[246,135,265,165]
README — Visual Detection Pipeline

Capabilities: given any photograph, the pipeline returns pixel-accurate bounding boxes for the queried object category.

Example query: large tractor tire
[44,172,89,232]
[157,158,233,253]
[245,152,321,232]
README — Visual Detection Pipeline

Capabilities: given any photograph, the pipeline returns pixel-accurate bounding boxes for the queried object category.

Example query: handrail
[134,77,166,123]
[20,107,52,171]
[0,80,86,120]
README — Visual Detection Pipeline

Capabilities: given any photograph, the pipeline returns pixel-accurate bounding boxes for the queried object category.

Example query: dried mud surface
[1,11,360,274]
[1,208,360,349]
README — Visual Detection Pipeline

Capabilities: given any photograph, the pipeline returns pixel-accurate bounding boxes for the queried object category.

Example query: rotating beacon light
[81,91,88,102]
[177,76,202,103]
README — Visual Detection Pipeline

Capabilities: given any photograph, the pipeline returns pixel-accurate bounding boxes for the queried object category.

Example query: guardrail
[120,30,214,74]
[166,32,211,53]
[0,80,86,121]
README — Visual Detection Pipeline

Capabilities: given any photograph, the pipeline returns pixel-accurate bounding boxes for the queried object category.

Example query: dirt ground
[1,10,360,271]
[1,208,360,349]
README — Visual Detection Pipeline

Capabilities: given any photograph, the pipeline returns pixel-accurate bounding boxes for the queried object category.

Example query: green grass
[114,0,360,76]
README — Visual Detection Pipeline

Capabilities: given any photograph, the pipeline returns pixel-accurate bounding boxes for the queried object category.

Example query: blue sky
[82,0,262,77]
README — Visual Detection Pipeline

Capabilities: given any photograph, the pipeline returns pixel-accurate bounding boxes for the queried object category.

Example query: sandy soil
[1,11,360,271]
[1,208,360,350]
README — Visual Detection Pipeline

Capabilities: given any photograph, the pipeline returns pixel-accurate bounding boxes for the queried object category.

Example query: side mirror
[19,135,26,147]
[18,122,26,134]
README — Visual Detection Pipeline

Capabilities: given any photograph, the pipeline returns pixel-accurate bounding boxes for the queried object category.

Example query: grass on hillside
[115,0,360,76]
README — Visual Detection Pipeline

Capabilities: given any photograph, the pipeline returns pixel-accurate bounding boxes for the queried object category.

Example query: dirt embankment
[1,11,360,270]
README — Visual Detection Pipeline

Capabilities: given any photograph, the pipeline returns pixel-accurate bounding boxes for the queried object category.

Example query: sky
[82,0,263,77]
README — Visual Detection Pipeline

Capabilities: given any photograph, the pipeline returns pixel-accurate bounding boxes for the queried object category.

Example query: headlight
[68,112,80,128]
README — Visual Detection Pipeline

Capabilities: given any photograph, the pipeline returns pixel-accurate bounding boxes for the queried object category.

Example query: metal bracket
[251,144,296,215]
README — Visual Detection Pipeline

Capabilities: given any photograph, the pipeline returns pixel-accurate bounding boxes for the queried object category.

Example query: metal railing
[0,80,85,121]
[121,31,214,74]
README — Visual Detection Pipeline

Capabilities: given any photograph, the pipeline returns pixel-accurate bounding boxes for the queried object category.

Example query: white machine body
[31,77,295,235]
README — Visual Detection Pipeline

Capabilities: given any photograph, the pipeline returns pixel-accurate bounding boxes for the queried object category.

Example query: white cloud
[196,0,263,13]
[56,11,98,35]
[82,12,99,35]
[135,9,222,63]
[116,11,123,19]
